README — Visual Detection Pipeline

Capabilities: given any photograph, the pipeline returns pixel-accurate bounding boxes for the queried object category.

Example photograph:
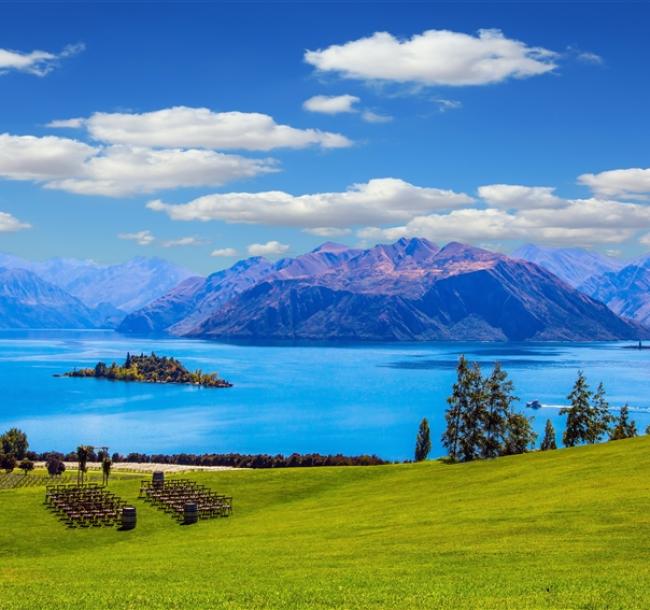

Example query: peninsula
[61,352,232,388]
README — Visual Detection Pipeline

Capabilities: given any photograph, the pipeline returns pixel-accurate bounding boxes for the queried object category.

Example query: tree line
[414,357,645,463]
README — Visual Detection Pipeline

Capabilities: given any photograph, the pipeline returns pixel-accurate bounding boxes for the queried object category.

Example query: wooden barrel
[152,471,164,488]
[121,506,136,530]
[184,502,198,525]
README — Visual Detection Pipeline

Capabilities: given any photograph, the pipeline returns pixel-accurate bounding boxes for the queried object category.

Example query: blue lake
[0,330,649,461]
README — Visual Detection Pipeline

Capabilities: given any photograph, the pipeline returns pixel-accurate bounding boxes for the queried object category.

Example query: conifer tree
[589,382,612,443]
[503,413,537,455]
[458,362,488,462]
[483,362,518,458]
[560,371,593,447]
[442,356,470,462]
[414,418,431,462]
[609,405,638,441]
[540,419,557,451]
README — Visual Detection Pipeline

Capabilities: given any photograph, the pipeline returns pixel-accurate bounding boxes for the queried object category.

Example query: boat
[526,400,542,410]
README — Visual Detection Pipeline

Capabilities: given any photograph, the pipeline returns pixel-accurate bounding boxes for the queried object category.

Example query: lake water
[0,330,649,461]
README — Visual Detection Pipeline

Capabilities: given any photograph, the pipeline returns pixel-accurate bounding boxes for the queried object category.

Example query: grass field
[1,438,649,610]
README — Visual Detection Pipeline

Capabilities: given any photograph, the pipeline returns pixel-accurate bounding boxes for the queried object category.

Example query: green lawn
[1,438,649,609]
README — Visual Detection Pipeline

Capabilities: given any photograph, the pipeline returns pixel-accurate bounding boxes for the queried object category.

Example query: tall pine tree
[442,356,470,462]
[414,418,431,462]
[458,362,487,462]
[609,405,638,440]
[589,382,612,443]
[483,362,518,458]
[540,419,557,451]
[560,371,593,447]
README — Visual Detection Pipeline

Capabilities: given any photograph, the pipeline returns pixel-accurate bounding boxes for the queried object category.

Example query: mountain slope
[0,268,99,329]
[0,253,194,314]
[511,243,624,287]
[580,259,650,326]
[122,238,645,342]
[118,243,363,335]
[189,249,641,341]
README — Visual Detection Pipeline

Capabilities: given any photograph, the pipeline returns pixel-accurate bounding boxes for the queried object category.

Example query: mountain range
[119,239,646,341]
[511,244,625,287]
[513,244,650,327]
[0,254,194,329]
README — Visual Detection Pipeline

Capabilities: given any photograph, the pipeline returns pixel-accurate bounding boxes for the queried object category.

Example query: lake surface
[0,330,649,461]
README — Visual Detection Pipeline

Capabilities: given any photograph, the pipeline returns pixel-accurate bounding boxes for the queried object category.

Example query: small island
[61,352,233,388]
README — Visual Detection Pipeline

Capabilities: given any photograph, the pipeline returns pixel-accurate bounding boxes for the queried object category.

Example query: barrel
[152,471,164,489]
[183,502,198,525]
[121,506,136,530]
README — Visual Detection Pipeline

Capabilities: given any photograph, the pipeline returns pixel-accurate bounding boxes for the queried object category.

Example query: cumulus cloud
[211,247,238,257]
[117,230,155,246]
[0,134,277,196]
[247,241,290,256]
[303,94,360,114]
[162,236,206,248]
[478,184,565,209]
[305,28,557,87]
[0,43,84,77]
[0,211,30,232]
[359,185,650,247]
[146,178,474,228]
[49,106,352,151]
[0,133,95,180]
[47,146,276,197]
[578,167,650,200]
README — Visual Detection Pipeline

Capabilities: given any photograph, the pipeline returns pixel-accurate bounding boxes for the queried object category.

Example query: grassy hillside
[1,438,649,609]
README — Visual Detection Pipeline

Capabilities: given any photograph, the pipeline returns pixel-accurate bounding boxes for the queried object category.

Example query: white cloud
[478,184,565,209]
[117,230,155,246]
[0,43,84,77]
[0,211,30,232]
[577,51,603,65]
[50,106,352,151]
[432,98,462,112]
[162,236,206,248]
[247,241,290,256]
[304,227,352,237]
[211,247,238,257]
[639,233,650,247]
[46,146,277,197]
[361,110,393,123]
[0,134,277,196]
[303,94,360,114]
[46,117,85,128]
[578,167,650,200]
[0,133,95,181]
[359,184,650,247]
[305,28,557,87]
[147,178,474,228]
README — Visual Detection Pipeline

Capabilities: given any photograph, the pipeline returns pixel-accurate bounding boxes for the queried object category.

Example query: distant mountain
[0,268,99,329]
[0,253,194,315]
[580,258,650,326]
[511,244,625,287]
[121,238,645,342]
[119,243,361,335]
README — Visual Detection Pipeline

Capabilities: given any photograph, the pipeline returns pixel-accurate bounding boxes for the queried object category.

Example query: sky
[0,1,649,274]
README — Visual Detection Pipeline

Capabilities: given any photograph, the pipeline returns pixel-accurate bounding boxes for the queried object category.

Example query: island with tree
[61,352,233,388]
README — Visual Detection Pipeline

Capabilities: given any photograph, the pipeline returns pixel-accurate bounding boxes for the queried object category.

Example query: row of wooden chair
[44,483,127,528]
[139,478,232,522]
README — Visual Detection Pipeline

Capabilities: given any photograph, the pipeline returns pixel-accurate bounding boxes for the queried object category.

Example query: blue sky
[0,1,649,273]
